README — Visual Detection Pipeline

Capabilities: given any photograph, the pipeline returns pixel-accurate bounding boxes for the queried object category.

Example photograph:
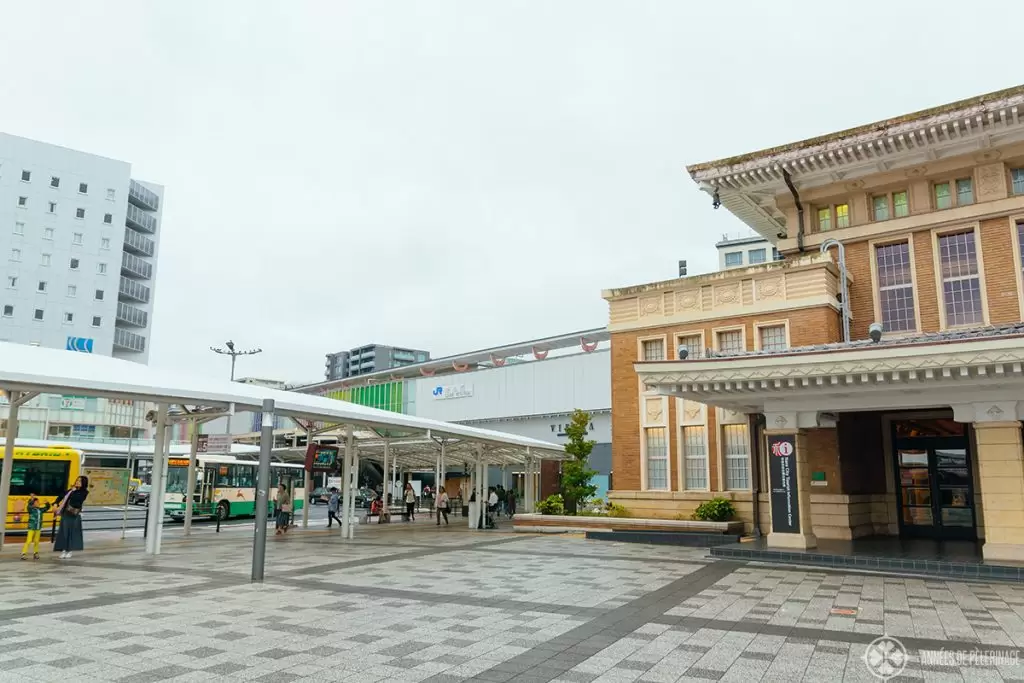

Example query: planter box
[512,513,744,535]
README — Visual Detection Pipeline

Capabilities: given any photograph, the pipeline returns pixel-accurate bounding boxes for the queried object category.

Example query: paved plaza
[0,525,1023,682]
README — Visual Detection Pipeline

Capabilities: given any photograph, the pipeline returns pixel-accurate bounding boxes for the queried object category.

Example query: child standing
[22,494,50,560]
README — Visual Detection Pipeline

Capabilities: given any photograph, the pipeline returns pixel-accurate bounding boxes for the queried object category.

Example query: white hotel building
[0,133,163,446]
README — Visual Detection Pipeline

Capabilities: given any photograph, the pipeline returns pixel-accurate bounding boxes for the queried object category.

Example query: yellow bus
[2,445,83,532]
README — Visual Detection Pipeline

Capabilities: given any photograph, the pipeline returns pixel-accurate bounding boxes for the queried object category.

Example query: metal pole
[821,239,851,344]
[120,401,137,539]
[302,428,312,529]
[440,441,446,491]
[251,398,275,582]
[184,419,199,536]
[340,425,354,539]
[0,392,22,549]
[155,423,171,554]
[382,438,390,518]
[145,404,168,555]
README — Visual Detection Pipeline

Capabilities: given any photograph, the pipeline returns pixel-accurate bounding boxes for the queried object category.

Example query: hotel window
[20,170,30,182]
[2,305,12,317]
[100,238,111,250]
[97,263,107,275]
[817,207,832,232]
[64,312,74,324]
[78,183,88,194]
[9,249,21,262]
[677,333,703,360]
[72,232,83,245]
[50,176,60,188]
[875,242,917,332]
[48,201,56,214]
[682,426,708,490]
[37,281,46,293]
[106,188,116,200]
[33,309,44,322]
[67,285,76,297]
[40,253,50,266]
[641,338,665,361]
[749,248,767,264]
[17,196,27,208]
[75,208,85,219]
[103,213,113,224]
[758,324,788,351]
[69,258,80,271]
[644,427,669,490]
[13,222,23,236]
[938,230,983,327]
[716,329,744,355]
[1013,168,1024,196]
[724,251,743,267]
[43,227,54,240]
[92,316,101,327]
[723,424,751,490]
[6,276,16,289]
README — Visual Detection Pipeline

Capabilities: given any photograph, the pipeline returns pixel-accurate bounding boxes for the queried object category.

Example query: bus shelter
[0,342,565,580]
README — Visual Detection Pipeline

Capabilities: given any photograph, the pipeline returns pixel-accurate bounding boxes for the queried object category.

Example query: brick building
[607,85,1024,562]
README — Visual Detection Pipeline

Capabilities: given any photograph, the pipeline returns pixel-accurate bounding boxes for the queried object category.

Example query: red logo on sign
[771,441,794,457]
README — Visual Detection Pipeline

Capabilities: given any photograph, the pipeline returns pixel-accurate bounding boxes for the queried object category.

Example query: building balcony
[123,228,155,257]
[113,327,146,353]
[125,203,157,234]
[116,302,148,328]
[121,252,153,280]
[119,276,151,303]
[128,179,159,212]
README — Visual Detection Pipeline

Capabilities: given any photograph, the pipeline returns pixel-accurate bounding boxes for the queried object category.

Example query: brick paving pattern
[0,527,1022,681]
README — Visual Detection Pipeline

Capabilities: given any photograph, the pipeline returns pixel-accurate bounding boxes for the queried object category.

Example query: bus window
[0,460,70,497]
[165,466,189,494]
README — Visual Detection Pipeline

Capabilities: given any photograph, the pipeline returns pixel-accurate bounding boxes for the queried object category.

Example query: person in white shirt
[435,486,450,526]
[487,488,499,528]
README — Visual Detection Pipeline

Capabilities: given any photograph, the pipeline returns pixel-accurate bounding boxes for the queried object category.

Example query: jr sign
[767,434,800,534]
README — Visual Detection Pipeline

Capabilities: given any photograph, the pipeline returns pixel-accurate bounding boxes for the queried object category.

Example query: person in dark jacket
[54,475,89,559]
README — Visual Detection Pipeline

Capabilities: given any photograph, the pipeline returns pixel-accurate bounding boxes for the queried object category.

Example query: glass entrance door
[894,422,976,540]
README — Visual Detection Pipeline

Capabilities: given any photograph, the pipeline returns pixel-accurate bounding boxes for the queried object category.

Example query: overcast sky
[2,2,1021,383]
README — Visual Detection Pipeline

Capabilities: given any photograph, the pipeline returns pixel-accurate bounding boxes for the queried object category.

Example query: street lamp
[210,340,262,434]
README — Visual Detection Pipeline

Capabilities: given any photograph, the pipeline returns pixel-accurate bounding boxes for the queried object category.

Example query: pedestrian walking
[275,483,292,535]
[403,482,416,521]
[54,476,89,559]
[506,487,517,518]
[327,487,343,528]
[21,493,50,560]
[435,486,450,525]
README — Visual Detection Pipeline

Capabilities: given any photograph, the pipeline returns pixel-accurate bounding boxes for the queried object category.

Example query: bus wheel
[216,501,230,521]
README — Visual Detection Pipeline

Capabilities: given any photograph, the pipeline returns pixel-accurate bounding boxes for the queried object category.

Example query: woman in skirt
[54,475,89,559]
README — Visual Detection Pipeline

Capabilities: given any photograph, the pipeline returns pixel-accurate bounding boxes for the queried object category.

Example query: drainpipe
[748,413,765,539]
[782,169,805,253]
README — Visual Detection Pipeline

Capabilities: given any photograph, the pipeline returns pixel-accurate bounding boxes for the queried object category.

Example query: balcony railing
[119,276,151,303]
[116,302,148,328]
[121,252,153,280]
[123,228,155,257]
[128,179,159,212]
[125,203,157,234]
[113,327,146,353]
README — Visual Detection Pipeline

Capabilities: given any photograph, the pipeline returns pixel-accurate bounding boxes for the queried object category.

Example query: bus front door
[201,466,218,516]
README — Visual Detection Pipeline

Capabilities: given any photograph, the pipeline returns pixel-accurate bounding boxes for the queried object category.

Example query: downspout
[782,169,805,253]
[748,413,765,539]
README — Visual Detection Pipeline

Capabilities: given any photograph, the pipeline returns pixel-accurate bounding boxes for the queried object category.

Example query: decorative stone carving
[676,290,701,311]
[644,398,664,424]
[845,179,865,191]
[755,277,784,301]
[714,283,740,306]
[986,405,1005,418]
[976,162,1008,202]
[774,415,788,428]
[904,165,929,178]
[639,296,662,317]
[974,149,1002,163]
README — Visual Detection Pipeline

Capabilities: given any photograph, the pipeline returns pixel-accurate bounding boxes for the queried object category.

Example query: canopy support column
[482,452,490,529]
[382,438,391,516]
[145,404,168,555]
[302,426,312,529]
[439,441,446,491]
[251,399,275,582]
[0,390,35,550]
[155,424,172,553]
[341,425,354,540]
[183,418,199,536]
[348,441,360,539]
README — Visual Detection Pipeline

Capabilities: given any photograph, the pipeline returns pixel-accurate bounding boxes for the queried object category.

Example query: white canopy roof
[0,343,566,461]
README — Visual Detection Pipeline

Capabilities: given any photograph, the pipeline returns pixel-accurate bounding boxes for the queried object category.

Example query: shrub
[606,502,630,518]
[692,497,735,522]
[536,494,565,515]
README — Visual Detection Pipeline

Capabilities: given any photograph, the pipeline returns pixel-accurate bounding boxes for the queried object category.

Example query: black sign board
[767,434,800,534]
[305,444,340,474]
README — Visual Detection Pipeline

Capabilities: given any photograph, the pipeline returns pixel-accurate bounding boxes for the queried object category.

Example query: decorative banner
[419,367,436,377]
[767,434,800,534]
[532,347,549,360]
[581,338,598,353]
[66,336,94,353]
[197,433,233,453]
[490,354,506,367]
[82,468,130,506]
[452,361,470,372]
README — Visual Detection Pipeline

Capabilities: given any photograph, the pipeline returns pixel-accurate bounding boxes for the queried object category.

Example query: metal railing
[128,180,159,212]
[123,227,155,257]
[121,252,153,280]
[113,327,146,352]
[116,302,148,328]
[119,276,151,303]
[125,203,158,233]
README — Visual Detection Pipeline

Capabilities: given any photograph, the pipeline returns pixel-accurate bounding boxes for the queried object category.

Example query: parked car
[308,487,330,504]
[130,484,151,506]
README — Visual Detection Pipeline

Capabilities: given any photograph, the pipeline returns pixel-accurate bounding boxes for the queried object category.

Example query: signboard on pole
[767,434,800,534]
[197,434,233,453]
[305,444,340,474]
[82,468,130,506]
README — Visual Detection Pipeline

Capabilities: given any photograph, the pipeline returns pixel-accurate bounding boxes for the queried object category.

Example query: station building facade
[607,85,1024,562]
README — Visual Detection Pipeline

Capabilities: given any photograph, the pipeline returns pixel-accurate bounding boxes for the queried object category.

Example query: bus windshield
[165,466,189,494]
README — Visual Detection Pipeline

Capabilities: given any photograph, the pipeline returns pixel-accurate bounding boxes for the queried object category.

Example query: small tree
[561,409,598,515]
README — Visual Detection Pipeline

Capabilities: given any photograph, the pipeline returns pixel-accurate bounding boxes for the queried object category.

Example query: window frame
[815,202,851,232]
[75,208,86,219]
[636,334,668,362]
[674,330,706,360]
[748,248,767,265]
[869,236,922,336]
[1011,168,1024,196]
[871,189,910,222]
[1007,215,1024,321]
[680,424,710,491]
[753,320,790,352]
[712,325,746,355]
[930,223,989,330]
[932,175,975,210]
[33,308,44,322]
[723,251,743,268]
[639,391,670,492]
[720,422,752,491]
[12,222,24,236]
